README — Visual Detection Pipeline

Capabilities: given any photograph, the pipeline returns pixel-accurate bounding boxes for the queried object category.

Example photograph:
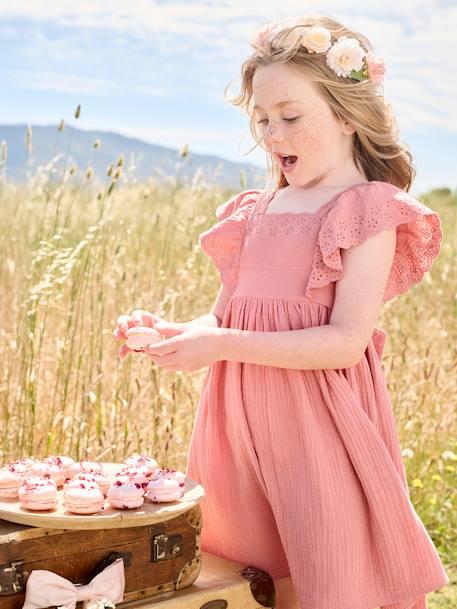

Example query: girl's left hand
[144,326,224,372]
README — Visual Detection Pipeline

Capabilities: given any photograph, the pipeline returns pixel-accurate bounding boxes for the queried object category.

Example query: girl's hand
[113,309,192,360]
[144,326,224,372]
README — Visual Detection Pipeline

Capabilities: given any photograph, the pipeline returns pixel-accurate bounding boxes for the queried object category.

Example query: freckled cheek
[291,125,325,155]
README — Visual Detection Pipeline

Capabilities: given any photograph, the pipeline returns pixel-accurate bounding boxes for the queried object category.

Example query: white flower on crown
[325,35,366,78]
[300,26,332,53]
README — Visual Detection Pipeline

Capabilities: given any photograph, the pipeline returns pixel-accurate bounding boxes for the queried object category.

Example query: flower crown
[251,23,386,87]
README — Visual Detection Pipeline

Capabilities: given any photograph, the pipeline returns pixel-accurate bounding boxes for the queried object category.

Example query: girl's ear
[339,117,357,135]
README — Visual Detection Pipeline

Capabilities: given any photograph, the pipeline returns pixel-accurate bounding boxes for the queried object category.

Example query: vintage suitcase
[0,463,207,607]
[0,506,204,608]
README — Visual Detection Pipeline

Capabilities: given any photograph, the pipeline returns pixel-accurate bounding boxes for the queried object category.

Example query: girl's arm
[187,313,221,328]
[216,228,397,370]
[187,284,229,329]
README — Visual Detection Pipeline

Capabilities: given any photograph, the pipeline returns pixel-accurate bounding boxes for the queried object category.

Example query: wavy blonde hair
[225,15,415,191]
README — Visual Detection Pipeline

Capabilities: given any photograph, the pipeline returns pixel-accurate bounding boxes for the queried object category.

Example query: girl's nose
[264,122,285,148]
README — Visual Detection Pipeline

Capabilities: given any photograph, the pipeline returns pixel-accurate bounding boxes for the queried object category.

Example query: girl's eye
[256,117,300,124]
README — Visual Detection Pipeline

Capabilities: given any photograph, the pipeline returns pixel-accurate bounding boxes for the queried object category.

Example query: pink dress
[186,180,449,609]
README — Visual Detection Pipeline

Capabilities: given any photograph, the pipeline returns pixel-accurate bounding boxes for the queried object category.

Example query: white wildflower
[442,450,457,461]
[401,448,414,459]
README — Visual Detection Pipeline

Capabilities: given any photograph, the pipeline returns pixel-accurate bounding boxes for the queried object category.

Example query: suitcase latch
[151,533,183,562]
[0,560,25,595]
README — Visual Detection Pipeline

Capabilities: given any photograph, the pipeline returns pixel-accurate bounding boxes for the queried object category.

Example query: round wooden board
[0,462,204,530]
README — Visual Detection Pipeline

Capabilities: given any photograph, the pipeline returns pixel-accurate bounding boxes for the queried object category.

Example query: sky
[1,0,456,194]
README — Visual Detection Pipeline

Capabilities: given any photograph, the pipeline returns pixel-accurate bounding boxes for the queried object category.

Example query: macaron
[106,478,145,509]
[65,472,111,496]
[44,455,75,475]
[10,458,36,471]
[152,467,186,485]
[125,326,163,351]
[145,467,186,503]
[146,477,183,503]
[124,454,159,475]
[67,461,104,479]
[30,461,66,488]
[63,479,105,514]
[18,477,58,511]
[0,465,28,499]
[114,466,150,489]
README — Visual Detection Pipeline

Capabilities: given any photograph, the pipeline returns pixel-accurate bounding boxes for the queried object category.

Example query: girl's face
[252,62,359,188]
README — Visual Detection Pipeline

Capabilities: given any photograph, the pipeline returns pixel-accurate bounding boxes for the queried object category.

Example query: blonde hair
[225,15,415,191]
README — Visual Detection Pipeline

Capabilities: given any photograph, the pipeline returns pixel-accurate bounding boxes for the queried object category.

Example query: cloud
[1,1,456,133]
[13,70,115,95]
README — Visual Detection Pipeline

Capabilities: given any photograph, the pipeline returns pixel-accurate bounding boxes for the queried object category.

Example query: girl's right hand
[113,309,191,359]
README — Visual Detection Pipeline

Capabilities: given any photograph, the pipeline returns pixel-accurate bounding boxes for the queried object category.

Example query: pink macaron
[152,467,186,485]
[65,472,111,496]
[18,477,58,511]
[44,455,75,475]
[63,479,105,514]
[67,461,104,479]
[146,477,183,503]
[0,465,28,498]
[30,461,66,488]
[10,458,36,471]
[125,326,163,351]
[114,466,151,490]
[145,468,186,503]
[106,478,145,509]
[124,454,159,475]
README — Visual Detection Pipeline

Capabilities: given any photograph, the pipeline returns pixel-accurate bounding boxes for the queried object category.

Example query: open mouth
[276,153,298,168]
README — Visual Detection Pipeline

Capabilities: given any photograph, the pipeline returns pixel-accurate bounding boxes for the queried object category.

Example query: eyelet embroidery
[305,189,442,302]
[199,190,264,295]
[247,213,321,237]
[199,183,442,304]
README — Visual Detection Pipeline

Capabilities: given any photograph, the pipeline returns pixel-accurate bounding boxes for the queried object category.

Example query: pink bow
[22,557,125,609]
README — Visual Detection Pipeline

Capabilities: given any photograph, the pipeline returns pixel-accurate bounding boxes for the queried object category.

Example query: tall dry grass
[0,123,456,600]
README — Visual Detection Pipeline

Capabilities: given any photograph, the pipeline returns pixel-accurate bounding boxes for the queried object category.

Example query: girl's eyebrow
[253,100,302,110]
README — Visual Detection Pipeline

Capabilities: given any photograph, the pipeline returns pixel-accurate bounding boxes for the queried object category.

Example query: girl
[114,15,449,609]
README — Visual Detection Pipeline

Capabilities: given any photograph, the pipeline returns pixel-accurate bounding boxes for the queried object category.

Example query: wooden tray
[0,462,204,530]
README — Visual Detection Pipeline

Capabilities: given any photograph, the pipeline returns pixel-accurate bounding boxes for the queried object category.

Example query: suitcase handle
[90,551,132,578]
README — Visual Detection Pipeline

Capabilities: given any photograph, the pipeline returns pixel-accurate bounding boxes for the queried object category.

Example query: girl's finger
[147,355,180,371]
[119,344,132,360]
[113,327,124,340]
[116,314,131,326]
[116,314,132,333]
[131,309,161,328]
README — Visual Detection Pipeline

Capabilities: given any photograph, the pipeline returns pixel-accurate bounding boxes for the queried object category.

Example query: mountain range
[0,124,266,190]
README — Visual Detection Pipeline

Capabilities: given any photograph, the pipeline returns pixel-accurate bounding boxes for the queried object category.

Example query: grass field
[0,140,455,607]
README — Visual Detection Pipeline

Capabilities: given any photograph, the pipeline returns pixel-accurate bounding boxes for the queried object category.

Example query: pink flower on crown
[365,49,386,85]
[251,22,276,47]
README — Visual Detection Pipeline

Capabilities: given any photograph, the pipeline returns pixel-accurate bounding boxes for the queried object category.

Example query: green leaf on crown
[349,68,366,81]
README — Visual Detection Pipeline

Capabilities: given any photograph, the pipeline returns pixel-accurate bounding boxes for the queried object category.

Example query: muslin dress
[185,180,449,609]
